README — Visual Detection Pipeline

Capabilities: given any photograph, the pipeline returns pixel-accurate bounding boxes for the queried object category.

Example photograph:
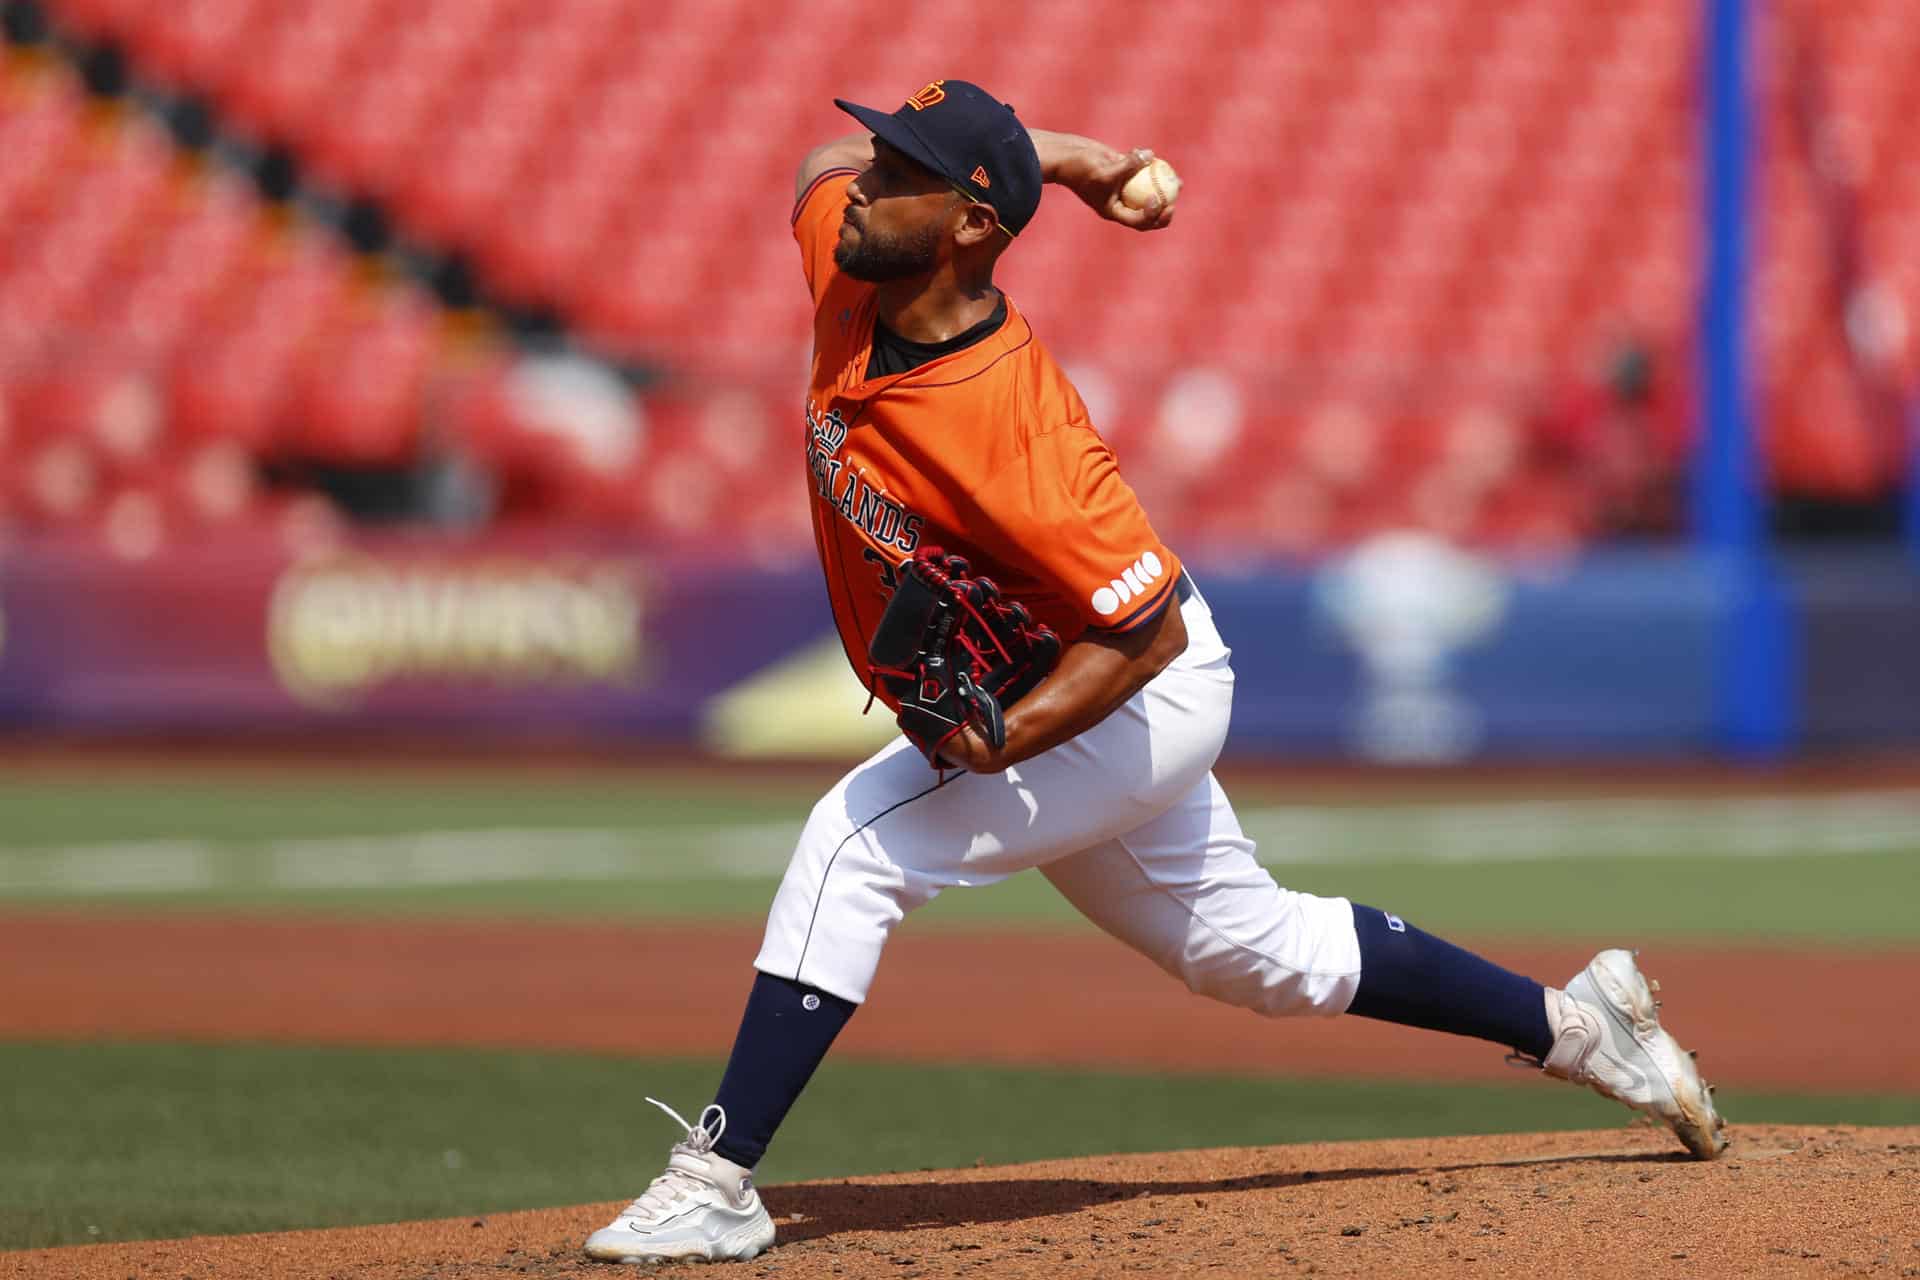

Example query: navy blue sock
[1345,903,1553,1059]
[708,972,856,1169]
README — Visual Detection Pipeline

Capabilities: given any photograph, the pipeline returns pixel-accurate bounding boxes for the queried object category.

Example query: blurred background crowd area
[0,0,1914,567]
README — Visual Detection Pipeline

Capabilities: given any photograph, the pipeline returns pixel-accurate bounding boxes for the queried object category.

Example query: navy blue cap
[834,79,1043,236]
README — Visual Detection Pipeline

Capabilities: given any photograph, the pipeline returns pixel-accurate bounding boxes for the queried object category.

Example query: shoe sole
[584,1214,775,1264]
[1577,950,1729,1160]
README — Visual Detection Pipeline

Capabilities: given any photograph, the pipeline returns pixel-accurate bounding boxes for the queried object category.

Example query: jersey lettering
[853,484,887,537]
[808,393,927,555]
[819,466,923,553]
[870,498,902,546]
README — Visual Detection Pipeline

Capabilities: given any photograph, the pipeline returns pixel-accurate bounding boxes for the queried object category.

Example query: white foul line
[0,792,1916,895]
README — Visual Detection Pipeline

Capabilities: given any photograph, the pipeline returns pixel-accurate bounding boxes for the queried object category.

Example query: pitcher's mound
[14,1125,1917,1279]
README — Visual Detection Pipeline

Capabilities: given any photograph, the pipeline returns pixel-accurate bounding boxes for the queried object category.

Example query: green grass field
[4,763,1916,1249]
[8,1041,1919,1251]
[4,768,1918,939]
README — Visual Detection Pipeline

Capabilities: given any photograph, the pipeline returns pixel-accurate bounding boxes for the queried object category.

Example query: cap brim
[834,99,955,188]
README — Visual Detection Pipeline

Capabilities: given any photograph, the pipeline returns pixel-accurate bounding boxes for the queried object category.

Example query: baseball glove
[868,547,1061,767]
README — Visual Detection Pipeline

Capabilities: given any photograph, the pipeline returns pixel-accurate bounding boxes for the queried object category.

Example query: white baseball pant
[754,587,1364,1016]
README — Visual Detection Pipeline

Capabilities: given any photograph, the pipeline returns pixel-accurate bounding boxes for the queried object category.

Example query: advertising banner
[1196,538,1723,759]
[3,531,1908,758]
[1787,550,1920,748]
[0,535,830,742]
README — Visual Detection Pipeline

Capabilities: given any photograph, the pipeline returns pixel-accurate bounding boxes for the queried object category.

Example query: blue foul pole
[1697,0,1793,757]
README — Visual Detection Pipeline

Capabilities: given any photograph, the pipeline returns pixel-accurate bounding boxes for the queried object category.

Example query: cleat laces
[618,1097,731,1221]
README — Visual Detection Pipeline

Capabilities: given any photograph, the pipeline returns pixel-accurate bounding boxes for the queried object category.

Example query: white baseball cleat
[1537,948,1730,1160]
[583,1097,776,1264]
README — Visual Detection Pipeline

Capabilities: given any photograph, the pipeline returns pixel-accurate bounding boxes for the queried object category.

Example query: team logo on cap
[970,165,991,189]
[906,81,946,111]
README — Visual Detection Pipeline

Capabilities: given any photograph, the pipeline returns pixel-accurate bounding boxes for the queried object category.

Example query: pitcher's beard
[835,219,940,282]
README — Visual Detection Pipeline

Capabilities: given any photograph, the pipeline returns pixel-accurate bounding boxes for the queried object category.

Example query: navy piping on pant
[792,772,956,986]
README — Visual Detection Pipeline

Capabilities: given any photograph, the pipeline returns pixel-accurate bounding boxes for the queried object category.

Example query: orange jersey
[793,169,1182,698]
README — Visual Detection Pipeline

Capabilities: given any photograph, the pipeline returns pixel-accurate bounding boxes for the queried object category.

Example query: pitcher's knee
[760,834,915,1004]
[1175,944,1355,1016]
[1168,891,1363,1016]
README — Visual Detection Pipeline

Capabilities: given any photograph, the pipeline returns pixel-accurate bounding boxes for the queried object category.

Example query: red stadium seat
[282,291,441,467]
[0,53,502,545]
[15,436,106,526]
[122,0,266,87]
[42,0,146,39]
[12,0,1920,546]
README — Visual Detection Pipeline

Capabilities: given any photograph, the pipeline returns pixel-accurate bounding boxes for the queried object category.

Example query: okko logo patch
[1090,550,1165,617]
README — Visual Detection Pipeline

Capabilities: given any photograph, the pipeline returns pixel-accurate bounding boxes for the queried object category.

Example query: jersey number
[862,547,900,597]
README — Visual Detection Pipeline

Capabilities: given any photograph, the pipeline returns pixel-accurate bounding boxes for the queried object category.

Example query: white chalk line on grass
[1237,792,1920,863]
[1,792,1916,895]
[0,824,803,895]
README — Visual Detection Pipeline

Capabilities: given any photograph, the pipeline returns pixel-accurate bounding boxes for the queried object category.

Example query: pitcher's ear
[953,200,1002,248]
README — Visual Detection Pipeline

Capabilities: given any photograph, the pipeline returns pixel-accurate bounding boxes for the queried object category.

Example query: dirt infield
[5,911,1919,1278]
[3,913,1917,1091]
[8,1125,1916,1280]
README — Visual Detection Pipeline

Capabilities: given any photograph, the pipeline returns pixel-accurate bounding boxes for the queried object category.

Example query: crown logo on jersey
[969,165,991,189]
[807,401,849,456]
[905,81,946,111]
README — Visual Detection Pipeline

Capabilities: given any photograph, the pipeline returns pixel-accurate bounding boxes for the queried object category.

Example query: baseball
[1120,157,1181,211]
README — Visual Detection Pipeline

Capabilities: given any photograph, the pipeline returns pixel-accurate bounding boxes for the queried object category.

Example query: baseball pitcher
[584,79,1727,1265]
